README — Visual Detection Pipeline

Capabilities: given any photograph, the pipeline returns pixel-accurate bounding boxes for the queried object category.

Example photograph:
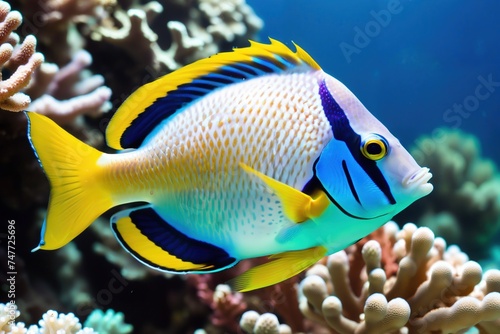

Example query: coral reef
[396,128,500,258]
[88,1,202,74]
[13,0,114,64]
[36,0,116,25]
[0,0,46,209]
[0,0,111,211]
[26,49,112,125]
[187,222,500,333]
[80,0,263,104]
[240,311,292,334]
[88,0,263,74]
[0,303,132,334]
[0,1,110,117]
[298,222,500,333]
[203,284,247,332]
[0,1,43,111]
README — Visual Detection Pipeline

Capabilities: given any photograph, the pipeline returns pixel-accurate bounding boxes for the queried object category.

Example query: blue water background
[248,0,500,164]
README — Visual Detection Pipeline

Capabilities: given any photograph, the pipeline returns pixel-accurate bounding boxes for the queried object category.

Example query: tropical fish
[26,39,433,292]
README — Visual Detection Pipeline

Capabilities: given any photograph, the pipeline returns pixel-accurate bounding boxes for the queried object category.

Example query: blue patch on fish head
[314,77,433,220]
[316,135,395,218]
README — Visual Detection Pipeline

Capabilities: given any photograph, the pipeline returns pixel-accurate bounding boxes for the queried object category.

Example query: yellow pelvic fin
[229,246,327,292]
[239,163,329,223]
[26,112,113,250]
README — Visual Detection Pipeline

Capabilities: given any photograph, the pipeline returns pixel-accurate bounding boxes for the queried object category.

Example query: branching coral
[0,0,116,214]
[26,49,111,125]
[187,260,306,333]
[37,0,116,25]
[181,223,500,333]
[1,303,85,333]
[0,1,43,111]
[2,1,111,122]
[191,0,263,46]
[240,311,292,334]
[15,0,115,63]
[88,0,263,74]
[0,3,110,211]
[0,304,132,334]
[0,303,19,332]
[396,128,500,257]
[206,284,248,332]
[298,222,500,333]
[83,309,133,334]
[89,1,204,73]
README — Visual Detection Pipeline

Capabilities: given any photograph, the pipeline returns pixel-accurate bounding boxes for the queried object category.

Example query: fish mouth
[403,167,433,197]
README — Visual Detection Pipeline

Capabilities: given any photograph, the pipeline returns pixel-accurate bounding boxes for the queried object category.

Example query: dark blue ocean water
[249,0,500,165]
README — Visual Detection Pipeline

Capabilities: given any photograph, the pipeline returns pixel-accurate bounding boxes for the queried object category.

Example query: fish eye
[360,134,388,161]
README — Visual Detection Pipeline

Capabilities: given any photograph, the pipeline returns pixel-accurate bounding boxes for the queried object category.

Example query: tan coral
[196,0,263,43]
[38,0,116,24]
[409,293,500,334]
[321,294,410,334]
[210,284,248,332]
[90,1,209,73]
[299,223,500,334]
[0,1,43,112]
[89,0,262,74]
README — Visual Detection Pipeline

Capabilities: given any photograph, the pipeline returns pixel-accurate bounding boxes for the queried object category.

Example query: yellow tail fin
[26,112,113,250]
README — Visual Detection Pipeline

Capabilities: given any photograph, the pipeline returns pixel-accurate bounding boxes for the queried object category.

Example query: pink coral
[211,284,248,331]
[27,50,111,124]
[0,1,43,111]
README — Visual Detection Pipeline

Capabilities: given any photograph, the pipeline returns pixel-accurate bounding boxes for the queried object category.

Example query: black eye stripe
[318,80,396,205]
[342,160,361,205]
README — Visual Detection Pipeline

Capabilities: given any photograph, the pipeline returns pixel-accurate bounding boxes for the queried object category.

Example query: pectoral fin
[228,246,327,292]
[239,163,329,223]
